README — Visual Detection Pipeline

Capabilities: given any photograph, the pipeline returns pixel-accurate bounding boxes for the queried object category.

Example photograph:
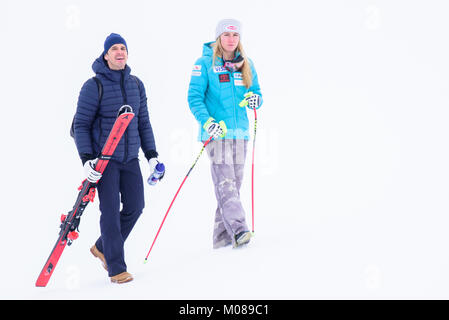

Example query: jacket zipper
[120,71,129,163]
[230,71,237,131]
[221,57,238,135]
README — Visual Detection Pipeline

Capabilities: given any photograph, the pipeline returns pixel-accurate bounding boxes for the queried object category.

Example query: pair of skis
[35,105,134,287]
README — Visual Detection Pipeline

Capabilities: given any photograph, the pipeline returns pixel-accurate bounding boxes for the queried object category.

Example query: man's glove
[239,92,261,110]
[203,117,227,139]
[83,158,102,183]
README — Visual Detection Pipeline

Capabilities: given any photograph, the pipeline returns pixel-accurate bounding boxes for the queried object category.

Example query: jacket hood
[201,42,214,57]
[92,54,131,82]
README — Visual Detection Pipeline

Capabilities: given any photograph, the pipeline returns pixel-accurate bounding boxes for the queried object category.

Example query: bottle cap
[156,163,165,173]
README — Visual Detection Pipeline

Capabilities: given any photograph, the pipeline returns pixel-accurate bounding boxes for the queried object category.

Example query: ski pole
[144,136,214,263]
[240,92,258,234]
[251,106,257,234]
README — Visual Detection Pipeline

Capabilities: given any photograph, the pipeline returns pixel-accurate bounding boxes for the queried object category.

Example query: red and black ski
[36,105,134,287]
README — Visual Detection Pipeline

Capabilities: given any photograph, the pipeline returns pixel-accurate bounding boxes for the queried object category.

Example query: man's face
[104,44,128,70]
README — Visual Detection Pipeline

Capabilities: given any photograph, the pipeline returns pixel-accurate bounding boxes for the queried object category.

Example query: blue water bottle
[147,163,165,186]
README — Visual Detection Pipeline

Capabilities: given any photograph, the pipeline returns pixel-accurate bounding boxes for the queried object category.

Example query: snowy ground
[1,0,449,300]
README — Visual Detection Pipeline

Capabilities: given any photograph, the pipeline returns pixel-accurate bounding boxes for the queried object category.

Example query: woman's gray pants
[206,139,249,248]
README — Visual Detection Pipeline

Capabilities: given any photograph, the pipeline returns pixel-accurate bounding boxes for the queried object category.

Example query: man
[74,33,163,284]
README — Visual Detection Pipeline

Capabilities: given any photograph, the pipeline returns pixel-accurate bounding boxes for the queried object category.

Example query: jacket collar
[202,42,241,66]
[92,54,131,82]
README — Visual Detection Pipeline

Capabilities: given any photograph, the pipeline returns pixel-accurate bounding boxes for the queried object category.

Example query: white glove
[84,159,102,183]
[243,93,261,110]
[203,117,227,139]
[148,158,158,174]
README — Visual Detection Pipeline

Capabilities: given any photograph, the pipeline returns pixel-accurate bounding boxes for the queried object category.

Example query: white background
[1,0,449,299]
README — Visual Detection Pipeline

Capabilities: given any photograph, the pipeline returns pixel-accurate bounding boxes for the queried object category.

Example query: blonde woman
[188,19,263,248]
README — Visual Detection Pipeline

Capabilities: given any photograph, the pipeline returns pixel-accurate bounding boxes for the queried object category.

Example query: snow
[1,0,449,300]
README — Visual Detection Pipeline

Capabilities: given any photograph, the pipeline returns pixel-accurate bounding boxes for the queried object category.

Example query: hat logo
[226,25,237,31]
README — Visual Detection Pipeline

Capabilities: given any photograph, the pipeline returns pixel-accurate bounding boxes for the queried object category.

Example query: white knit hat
[215,19,242,39]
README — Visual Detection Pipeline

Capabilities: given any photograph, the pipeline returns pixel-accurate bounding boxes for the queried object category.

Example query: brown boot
[90,245,108,271]
[110,272,133,284]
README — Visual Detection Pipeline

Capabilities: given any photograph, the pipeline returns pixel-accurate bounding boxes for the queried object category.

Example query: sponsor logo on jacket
[213,66,227,73]
[192,65,202,76]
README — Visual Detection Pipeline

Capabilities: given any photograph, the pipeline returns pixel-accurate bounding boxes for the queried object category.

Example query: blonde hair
[212,40,252,88]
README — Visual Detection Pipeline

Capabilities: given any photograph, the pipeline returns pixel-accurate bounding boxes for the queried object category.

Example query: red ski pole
[240,92,259,235]
[144,136,213,263]
[251,106,257,234]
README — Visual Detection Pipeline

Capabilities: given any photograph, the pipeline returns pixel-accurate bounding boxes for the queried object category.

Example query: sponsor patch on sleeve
[191,71,202,76]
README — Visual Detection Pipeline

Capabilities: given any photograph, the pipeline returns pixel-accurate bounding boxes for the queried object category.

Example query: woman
[187,19,263,249]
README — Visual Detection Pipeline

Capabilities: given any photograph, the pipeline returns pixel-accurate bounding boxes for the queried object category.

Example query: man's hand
[84,158,102,183]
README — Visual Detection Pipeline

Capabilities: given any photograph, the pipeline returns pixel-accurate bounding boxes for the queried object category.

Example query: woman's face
[220,32,240,54]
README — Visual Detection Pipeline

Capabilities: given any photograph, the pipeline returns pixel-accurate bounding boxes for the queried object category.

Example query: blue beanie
[103,33,127,55]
